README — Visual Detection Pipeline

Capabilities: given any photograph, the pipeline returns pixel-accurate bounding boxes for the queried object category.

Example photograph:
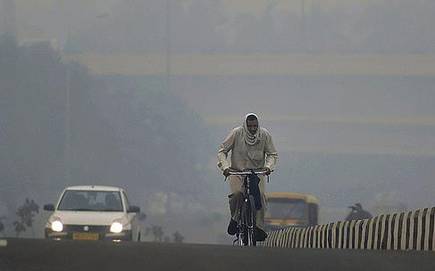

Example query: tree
[151,225,164,242]
[13,198,40,237]
[173,231,184,243]
[0,32,215,229]
[0,216,5,237]
[12,221,25,237]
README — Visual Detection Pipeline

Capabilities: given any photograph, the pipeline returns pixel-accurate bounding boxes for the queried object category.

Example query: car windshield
[58,190,123,212]
[265,198,307,220]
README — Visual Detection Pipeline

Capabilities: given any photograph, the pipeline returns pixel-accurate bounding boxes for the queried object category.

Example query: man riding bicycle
[218,113,278,241]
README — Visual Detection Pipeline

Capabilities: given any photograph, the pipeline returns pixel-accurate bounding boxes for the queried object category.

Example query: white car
[44,185,141,242]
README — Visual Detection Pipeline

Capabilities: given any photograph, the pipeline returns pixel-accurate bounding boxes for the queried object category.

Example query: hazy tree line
[0,34,216,235]
[50,0,435,54]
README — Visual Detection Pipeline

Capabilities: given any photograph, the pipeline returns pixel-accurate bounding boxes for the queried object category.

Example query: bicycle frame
[225,169,269,246]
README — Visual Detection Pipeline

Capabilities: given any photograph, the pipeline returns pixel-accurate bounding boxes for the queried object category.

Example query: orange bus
[264,192,319,232]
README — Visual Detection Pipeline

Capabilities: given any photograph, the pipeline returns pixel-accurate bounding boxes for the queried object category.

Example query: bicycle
[225,168,270,247]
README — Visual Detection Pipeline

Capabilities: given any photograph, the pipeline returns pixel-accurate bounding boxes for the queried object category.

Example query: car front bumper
[45,226,132,241]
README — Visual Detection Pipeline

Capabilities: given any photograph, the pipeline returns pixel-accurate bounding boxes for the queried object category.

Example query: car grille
[63,225,110,233]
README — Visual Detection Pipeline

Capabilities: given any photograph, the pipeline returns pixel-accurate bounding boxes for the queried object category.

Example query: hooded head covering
[243,113,260,145]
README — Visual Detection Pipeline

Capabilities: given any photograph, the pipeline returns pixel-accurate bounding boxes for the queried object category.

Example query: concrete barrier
[263,207,435,251]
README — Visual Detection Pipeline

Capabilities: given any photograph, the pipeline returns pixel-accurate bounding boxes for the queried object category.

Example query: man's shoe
[227,219,237,235]
[255,227,267,241]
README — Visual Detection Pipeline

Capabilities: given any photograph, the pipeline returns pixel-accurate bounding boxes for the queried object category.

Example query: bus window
[266,198,308,221]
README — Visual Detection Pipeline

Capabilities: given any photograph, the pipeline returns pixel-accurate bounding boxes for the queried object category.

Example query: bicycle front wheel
[246,195,257,246]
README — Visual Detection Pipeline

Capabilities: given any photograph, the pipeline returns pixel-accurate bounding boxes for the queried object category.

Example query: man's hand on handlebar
[223,168,236,177]
[262,167,271,176]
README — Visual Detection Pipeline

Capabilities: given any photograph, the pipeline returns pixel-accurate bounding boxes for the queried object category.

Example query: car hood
[50,211,126,225]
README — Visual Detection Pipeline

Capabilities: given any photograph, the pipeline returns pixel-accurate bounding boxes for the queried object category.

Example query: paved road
[1,238,434,271]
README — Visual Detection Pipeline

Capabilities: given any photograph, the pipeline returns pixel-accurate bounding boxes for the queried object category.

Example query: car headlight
[110,222,123,233]
[51,220,63,232]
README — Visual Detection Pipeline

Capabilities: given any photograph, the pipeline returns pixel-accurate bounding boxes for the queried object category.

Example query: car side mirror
[128,206,140,213]
[43,204,55,211]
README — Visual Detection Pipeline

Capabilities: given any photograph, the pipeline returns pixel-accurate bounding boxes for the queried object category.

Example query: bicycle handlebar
[224,168,272,182]
[227,169,269,176]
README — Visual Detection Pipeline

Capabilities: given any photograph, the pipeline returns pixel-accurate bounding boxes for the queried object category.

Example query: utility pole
[64,68,71,183]
[165,0,172,92]
[300,0,306,51]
